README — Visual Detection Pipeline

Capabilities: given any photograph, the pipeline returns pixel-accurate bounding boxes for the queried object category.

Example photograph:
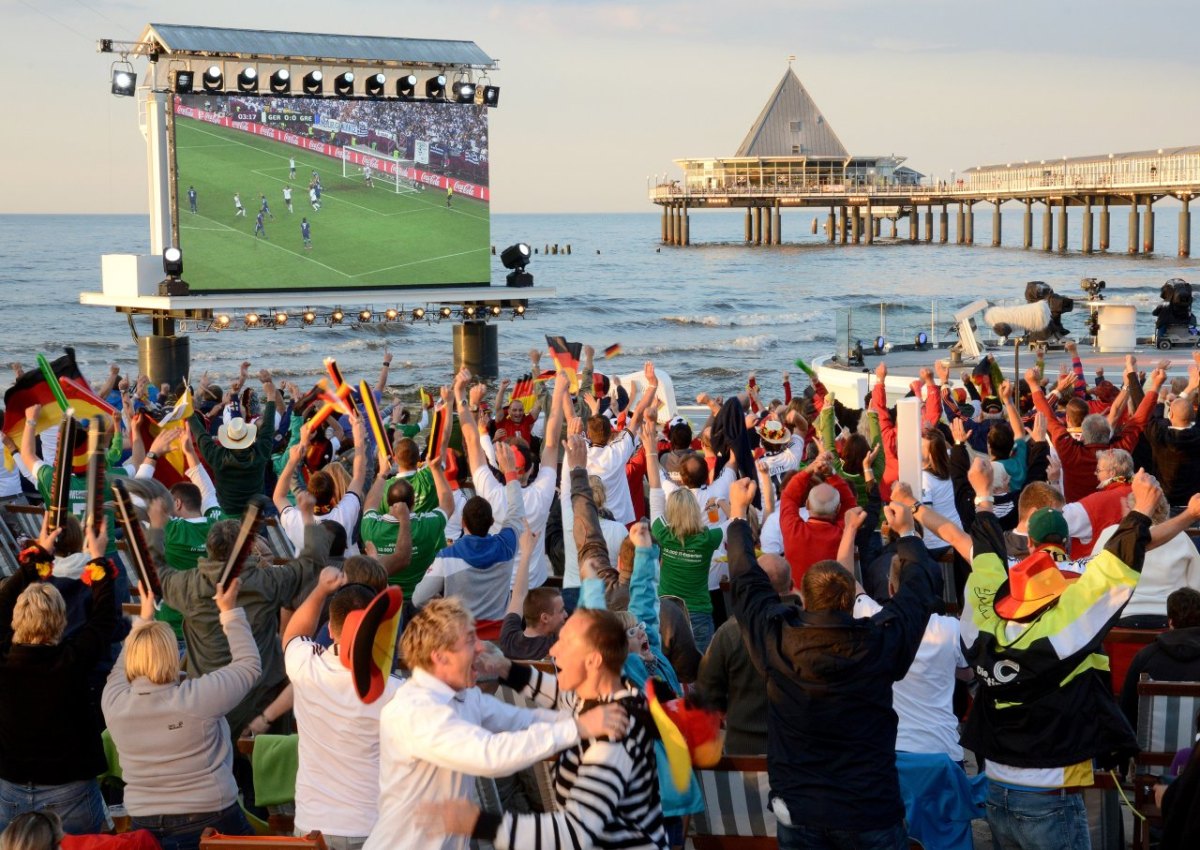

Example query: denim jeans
[985,784,1090,850]
[131,802,253,850]
[776,818,908,850]
[689,612,715,653]
[0,778,107,835]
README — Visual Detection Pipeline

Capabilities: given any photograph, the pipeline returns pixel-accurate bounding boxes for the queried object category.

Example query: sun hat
[993,548,1080,620]
[217,417,257,450]
[757,418,790,446]
[340,586,404,704]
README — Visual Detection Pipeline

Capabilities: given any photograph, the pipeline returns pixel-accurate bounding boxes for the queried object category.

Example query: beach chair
[236,736,299,836]
[1131,676,1200,850]
[1101,627,1161,697]
[689,756,775,850]
[493,679,558,812]
[4,504,43,541]
[261,518,295,560]
[199,829,326,850]
[0,518,21,577]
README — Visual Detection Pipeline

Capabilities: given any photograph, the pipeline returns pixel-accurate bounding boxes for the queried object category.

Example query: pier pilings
[1181,197,1191,258]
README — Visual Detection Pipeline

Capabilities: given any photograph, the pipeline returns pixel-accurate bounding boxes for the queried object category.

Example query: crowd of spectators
[3,337,1200,850]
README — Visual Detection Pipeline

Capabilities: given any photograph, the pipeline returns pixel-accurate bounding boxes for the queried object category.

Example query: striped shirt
[481,666,668,850]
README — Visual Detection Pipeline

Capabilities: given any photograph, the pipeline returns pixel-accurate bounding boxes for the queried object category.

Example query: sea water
[1,210,1197,403]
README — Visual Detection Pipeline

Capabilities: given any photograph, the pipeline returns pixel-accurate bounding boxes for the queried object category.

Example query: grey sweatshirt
[102,608,262,816]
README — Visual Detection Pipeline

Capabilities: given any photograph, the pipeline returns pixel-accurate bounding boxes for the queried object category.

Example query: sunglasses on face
[626,622,647,637]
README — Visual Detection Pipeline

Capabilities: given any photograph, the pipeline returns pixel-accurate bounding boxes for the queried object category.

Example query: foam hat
[993,547,1080,620]
[339,586,404,703]
[217,417,257,450]
[757,418,790,446]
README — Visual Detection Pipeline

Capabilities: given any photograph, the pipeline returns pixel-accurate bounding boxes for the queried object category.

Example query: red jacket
[1032,389,1156,502]
[779,467,857,587]
[1071,482,1132,558]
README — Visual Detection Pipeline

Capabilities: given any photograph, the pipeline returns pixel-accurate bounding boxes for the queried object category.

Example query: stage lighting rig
[438,307,453,320]
[302,310,317,326]
[425,74,446,99]
[397,74,417,98]
[202,65,223,92]
[330,308,344,325]
[270,69,291,94]
[412,307,426,320]
[481,85,500,106]
[237,67,258,92]
[158,246,189,295]
[333,72,355,96]
[455,81,476,103]
[358,309,373,323]
[111,62,137,97]
[302,70,323,95]
[364,73,386,97]
[173,69,194,93]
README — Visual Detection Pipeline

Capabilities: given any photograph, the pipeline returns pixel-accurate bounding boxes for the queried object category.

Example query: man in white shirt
[853,558,968,761]
[365,597,627,850]
[284,570,400,849]
[457,371,566,588]
[274,414,367,556]
[581,362,660,526]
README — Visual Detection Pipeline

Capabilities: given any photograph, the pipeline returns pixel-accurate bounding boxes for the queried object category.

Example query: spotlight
[438,306,453,320]
[274,312,288,326]
[364,73,386,97]
[463,305,477,319]
[162,246,183,278]
[455,81,476,103]
[215,314,231,329]
[111,66,137,97]
[333,72,355,96]
[396,74,417,98]
[245,313,261,327]
[270,69,291,94]
[481,85,500,107]
[358,309,372,323]
[412,307,425,320]
[302,70,323,95]
[330,308,344,324]
[385,308,399,321]
[173,69,194,94]
[513,304,526,317]
[873,336,886,355]
[302,310,316,325]
[915,331,929,350]
[202,65,223,92]
[237,67,258,93]
[425,74,446,99]
[502,242,533,288]
[488,305,502,317]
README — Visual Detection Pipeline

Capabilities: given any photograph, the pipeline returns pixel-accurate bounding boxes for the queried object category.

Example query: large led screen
[170,93,490,292]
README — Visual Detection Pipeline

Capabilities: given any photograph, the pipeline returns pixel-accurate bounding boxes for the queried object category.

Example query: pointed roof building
[734,69,848,159]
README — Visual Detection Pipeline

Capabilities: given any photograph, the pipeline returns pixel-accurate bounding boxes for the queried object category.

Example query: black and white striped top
[477,665,668,850]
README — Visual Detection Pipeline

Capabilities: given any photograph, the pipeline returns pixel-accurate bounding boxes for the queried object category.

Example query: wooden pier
[652,70,1199,255]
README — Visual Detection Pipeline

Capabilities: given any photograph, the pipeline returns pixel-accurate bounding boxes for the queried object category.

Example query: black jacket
[0,552,116,784]
[1144,409,1200,507]
[1120,627,1200,731]
[729,519,939,831]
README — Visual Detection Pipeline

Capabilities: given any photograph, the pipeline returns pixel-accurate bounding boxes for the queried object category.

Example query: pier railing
[650,149,1200,202]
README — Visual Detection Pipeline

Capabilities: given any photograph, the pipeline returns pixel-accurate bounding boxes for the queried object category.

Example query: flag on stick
[603,343,622,359]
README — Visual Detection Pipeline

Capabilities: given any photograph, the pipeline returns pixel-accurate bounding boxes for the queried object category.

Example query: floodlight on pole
[111,62,137,97]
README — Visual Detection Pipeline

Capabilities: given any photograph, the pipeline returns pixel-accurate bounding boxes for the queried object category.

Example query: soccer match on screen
[171,92,491,292]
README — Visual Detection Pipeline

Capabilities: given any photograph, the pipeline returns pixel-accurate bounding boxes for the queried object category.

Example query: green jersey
[36,462,125,557]
[651,518,724,614]
[377,466,437,515]
[360,508,447,598]
[156,508,223,639]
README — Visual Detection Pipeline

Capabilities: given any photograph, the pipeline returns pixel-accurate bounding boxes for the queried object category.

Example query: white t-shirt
[920,472,961,551]
[284,637,401,838]
[586,430,638,524]
[473,464,557,588]
[281,492,362,557]
[759,511,784,556]
[854,595,965,760]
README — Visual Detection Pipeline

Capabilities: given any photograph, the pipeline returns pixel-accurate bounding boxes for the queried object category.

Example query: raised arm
[505,525,537,618]
[624,361,659,435]
[539,375,568,470]
[346,409,368,498]
[282,566,346,646]
[375,349,392,394]
[273,429,310,513]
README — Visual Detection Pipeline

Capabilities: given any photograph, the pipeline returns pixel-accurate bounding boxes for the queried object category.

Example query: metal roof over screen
[139,23,497,69]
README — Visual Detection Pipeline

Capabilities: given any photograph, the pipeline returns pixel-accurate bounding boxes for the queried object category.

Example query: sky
[3,0,1199,214]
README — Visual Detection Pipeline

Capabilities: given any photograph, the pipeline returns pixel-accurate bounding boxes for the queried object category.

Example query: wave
[663,309,826,328]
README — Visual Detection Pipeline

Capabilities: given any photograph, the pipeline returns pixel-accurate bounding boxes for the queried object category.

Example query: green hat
[1027,507,1069,546]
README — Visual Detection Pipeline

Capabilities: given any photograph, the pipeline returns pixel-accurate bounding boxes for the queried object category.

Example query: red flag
[546,336,582,394]
[603,343,622,359]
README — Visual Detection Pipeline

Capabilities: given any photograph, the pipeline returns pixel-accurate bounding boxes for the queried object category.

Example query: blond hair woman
[101,578,260,850]
[0,517,115,835]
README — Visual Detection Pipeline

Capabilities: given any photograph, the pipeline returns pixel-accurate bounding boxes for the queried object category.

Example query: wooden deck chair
[1102,627,1161,697]
[493,680,558,812]
[235,736,299,836]
[261,518,296,560]
[0,518,22,578]
[689,756,776,850]
[1131,676,1200,850]
[5,504,44,541]
[199,828,326,850]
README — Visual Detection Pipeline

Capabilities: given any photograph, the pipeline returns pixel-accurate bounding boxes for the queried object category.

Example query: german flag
[59,377,118,426]
[603,343,622,359]
[2,348,88,441]
[546,335,582,394]
[426,405,449,464]
[509,374,536,413]
[132,413,189,488]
